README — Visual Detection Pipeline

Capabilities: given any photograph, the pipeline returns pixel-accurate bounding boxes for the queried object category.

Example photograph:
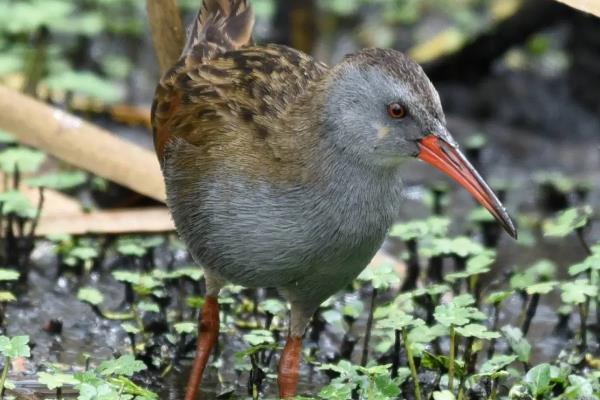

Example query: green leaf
[422,352,464,377]
[561,280,598,305]
[155,267,203,281]
[68,246,98,262]
[434,294,485,327]
[44,70,124,103]
[510,271,536,291]
[568,253,600,276]
[38,371,78,390]
[341,298,364,320]
[25,171,87,190]
[121,323,141,335]
[77,287,104,306]
[0,291,16,302]
[0,269,20,281]
[98,355,146,377]
[480,355,518,374]
[116,240,147,257]
[112,271,142,285]
[485,290,513,305]
[524,363,553,397]
[445,251,496,282]
[433,390,456,400]
[454,323,500,339]
[389,217,450,240]
[242,329,274,346]
[526,281,558,295]
[421,236,484,258]
[235,343,279,360]
[0,147,46,174]
[258,298,287,316]
[0,190,37,219]
[377,312,423,331]
[0,335,30,358]
[501,326,531,362]
[137,301,159,313]
[357,263,400,290]
[564,374,594,399]
[543,206,593,238]
[174,322,196,335]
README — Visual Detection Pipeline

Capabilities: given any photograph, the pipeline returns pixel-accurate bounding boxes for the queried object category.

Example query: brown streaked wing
[151,44,329,164]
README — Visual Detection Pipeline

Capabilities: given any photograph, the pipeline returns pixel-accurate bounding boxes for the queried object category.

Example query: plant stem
[489,378,498,400]
[448,326,456,392]
[400,239,420,292]
[578,303,588,350]
[576,228,592,256]
[402,329,422,400]
[521,293,540,337]
[360,287,377,367]
[487,303,501,359]
[391,329,401,378]
[0,356,10,396]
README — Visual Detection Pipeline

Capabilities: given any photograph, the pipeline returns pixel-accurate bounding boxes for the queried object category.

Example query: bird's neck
[284,88,405,238]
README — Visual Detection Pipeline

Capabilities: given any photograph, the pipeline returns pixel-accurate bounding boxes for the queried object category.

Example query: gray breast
[165,148,404,303]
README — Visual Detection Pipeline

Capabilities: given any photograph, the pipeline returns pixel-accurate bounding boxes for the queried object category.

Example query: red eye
[388,103,406,119]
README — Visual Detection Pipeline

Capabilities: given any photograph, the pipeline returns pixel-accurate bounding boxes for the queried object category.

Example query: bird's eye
[387,103,406,119]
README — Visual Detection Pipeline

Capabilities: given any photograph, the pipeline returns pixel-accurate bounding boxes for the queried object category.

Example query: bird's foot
[278,336,303,398]
[185,295,220,400]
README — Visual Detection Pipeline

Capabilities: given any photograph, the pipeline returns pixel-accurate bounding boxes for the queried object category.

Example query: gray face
[323,49,447,168]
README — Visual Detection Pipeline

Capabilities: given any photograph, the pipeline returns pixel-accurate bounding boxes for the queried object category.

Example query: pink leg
[185,296,219,400]
[278,336,303,398]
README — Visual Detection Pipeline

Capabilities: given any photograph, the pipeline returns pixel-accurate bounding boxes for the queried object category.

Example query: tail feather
[183,0,254,58]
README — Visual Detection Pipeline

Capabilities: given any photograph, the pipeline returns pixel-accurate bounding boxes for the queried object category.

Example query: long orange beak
[418,135,517,239]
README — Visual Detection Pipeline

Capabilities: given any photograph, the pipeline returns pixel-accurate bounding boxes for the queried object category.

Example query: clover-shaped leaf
[0,335,30,358]
[433,390,456,400]
[357,263,400,290]
[543,206,593,238]
[26,171,87,190]
[455,324,500,339]
[480,355,518,375]
[77,287,104,306]
[0,292,16,302]
[569,253,600,276]
[390,217,451,241]
[434,295,485,327]
[377,312,423,331]
[0,190,37,219]
[0,147,46,174]
[242,329,275,346]
[155,267,203,281]
[0,269,20,282]
[121,323,141,335]
[526,281,558,295]
[38,371,78,390]
[137,301,159,313]
[98,355,146,377]
[174,322,196,335]
[258,298,287,316]
[485,290,513,305]
[561,280,598,305]
[445,251,495,282]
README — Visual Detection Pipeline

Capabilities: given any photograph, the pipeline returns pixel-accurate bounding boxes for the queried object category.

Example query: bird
[151,0,517,398]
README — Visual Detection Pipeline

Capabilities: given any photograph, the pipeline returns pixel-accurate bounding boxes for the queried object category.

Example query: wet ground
[3,106,599,399]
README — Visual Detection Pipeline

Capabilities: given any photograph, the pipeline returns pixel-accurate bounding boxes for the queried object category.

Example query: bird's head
[322,48,517,238]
